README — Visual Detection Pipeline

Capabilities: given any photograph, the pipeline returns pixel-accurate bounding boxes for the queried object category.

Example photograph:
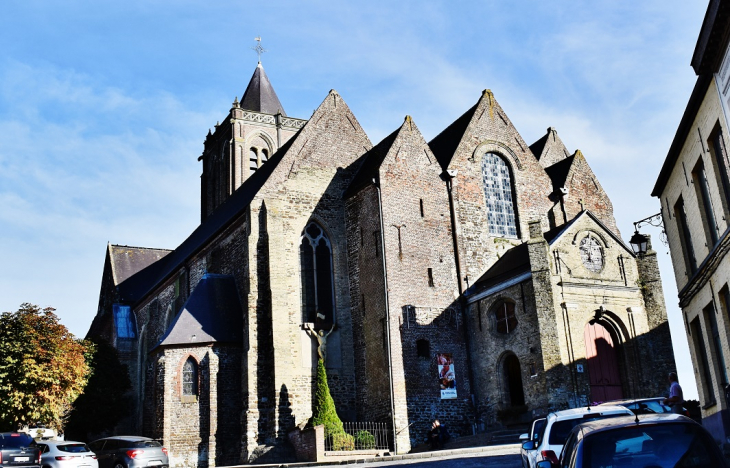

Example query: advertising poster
[437,353,457,399]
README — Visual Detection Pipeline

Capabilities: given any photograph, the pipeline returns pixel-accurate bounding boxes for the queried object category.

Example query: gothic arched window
[182,357,198,396]
[482,152,518,238]
[249,148,258,174]
[113,304,136,339]
[300,222,335,325]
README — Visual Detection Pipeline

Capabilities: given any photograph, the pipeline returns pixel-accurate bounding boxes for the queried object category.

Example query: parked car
[599,397,689,417]
[0,432,42,468]
[87,437,168,468]
[536,413,727,468]
[36,441,98,468]
[519,405,633,468]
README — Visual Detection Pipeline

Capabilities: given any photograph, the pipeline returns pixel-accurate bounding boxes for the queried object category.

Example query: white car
[36,441,99,468]
[519,405,633,468]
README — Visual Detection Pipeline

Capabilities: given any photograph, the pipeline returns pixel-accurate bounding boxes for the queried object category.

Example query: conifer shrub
[354,430,376,450]
[311,359,354,450]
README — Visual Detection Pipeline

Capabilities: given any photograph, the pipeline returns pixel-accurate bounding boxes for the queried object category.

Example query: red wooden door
[584,322,623,403]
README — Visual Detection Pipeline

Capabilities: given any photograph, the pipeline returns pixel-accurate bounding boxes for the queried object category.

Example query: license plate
[14,457,30,462]
[148,461,162,466]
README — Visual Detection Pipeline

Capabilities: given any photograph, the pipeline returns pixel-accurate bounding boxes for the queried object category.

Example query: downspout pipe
[373,177,398,454]
[442,170,464,295]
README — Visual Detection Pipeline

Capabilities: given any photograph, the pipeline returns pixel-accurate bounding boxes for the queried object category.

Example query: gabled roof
[530,127,571,168]
[155,274,243,348]
[544,155,576,192]
[240,62,287,116]
[116,132,299,305]
[428,103,478,170]
[344,127,400,198]
[108,244,171,286]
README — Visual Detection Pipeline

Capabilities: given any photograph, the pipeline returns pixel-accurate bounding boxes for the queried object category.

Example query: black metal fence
[324,422,391,451]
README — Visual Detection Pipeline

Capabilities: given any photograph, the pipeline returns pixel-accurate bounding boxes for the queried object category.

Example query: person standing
[663,372,684,414]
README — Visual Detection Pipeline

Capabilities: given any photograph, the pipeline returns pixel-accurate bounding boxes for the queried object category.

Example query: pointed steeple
[240,62,287,116]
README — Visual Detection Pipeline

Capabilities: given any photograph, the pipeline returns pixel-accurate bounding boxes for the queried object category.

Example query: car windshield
[583,423,721,467]
[128,440,161,448]
[0,434,35,448]
[58,444,90,453]
[548,414,625,445]
[534,419,547,443]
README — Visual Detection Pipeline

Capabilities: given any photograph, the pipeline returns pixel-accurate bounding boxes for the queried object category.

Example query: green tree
[64,339,131,440]
[311,359,344,435]
[0,304,93,430]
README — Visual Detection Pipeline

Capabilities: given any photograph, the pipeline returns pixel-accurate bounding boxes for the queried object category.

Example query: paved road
[352,449,521,468]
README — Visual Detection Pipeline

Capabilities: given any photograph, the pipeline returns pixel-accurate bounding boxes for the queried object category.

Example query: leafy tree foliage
[0,304,93,430]
[65,339,131,440]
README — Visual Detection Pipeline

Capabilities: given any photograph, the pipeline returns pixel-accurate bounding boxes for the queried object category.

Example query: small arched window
[182,357,198,396]
[300,222,335,325]
[482,152,518,238]
[494,301,517,334]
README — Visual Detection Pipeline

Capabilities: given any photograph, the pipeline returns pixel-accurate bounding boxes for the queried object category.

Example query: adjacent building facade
[652,0,730,447]
[87,59,676,466]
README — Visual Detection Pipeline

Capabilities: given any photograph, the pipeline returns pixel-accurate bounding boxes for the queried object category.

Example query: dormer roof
[240,62,287,116]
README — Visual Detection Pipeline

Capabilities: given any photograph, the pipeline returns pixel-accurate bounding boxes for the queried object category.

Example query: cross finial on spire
[252,36,266,63]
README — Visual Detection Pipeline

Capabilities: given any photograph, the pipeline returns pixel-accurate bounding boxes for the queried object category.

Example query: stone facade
[87,62,676,465]
[652,0,730,446]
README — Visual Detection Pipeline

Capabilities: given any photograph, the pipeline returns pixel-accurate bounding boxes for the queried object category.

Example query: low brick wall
[287,425,388,462]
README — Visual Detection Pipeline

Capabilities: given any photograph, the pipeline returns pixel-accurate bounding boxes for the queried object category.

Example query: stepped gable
[545,150,618,236]
[155,274,243,348]
[116,132,300,306]
[108,244,171,285]
[240,62,287,116]
[530,127,571,168]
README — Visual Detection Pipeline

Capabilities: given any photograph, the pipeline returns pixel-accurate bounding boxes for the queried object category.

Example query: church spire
[240,38,286,116]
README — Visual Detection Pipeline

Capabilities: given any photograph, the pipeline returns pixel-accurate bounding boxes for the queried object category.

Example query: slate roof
[544,155,575,192]
[344,126,400,198]
[240,62,287,116]
[467,242,530,296]
[109,244,171,285]
[428,103,478,170]
[116,132,299,306]
[155,274,243,348]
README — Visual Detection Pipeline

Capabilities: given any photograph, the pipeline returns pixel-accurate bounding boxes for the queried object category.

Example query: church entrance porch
[584,321,623,403]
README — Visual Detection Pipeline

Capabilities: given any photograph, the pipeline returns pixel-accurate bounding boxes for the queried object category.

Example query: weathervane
[252,36,266,63]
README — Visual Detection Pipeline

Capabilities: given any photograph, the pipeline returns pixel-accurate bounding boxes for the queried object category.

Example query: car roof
[575,413,693,435]
[548,405,632,421]
[95,436,154,442]
[598,397,664,405]
[39,441,87,446]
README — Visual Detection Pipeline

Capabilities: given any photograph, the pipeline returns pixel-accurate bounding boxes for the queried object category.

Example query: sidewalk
[239,442,520,468]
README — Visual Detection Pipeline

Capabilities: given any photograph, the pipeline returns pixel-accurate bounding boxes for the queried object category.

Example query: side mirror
[536,461,554,468]
[519,433,529,441]
[521,440,536,451]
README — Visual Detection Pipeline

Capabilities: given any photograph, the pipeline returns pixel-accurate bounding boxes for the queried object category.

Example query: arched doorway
[584,321,623,402]
[503,354,525,407]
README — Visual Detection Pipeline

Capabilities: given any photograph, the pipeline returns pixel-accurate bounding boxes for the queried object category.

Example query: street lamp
[630,213,663,256]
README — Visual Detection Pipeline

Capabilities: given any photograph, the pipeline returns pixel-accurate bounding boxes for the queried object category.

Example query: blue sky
[0,1,706,398]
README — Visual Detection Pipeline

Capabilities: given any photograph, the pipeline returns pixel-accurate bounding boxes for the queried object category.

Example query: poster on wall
[437,353,457,399]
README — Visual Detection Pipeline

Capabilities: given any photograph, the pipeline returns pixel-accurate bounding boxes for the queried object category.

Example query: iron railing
[324,422,391,451]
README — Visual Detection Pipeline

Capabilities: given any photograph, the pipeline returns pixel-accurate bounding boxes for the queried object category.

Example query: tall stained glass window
[182,357,198,396]
[482,152,518,238]
[113,304,136,339]
[300,222,335,325]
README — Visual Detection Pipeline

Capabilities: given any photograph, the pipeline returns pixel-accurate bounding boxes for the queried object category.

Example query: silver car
[87,437,168,468]
[36,441,98,468]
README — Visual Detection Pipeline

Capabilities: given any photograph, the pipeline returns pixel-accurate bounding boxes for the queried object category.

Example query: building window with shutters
[300,222,335,326]
[482,152,519,238]
[674,196,697,275]
[709,124,730,215]
[692,158,719,247]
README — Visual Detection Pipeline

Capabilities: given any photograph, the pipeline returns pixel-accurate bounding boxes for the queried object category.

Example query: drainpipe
[373,177,398,455]
[443,170,464,295]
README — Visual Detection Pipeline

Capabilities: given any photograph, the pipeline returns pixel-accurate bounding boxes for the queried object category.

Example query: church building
[87,60,676,465]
